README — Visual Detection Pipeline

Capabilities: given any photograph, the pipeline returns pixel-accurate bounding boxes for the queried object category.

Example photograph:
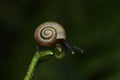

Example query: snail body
[34,21,66,47]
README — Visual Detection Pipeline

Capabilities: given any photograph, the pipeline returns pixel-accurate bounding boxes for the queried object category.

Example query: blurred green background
[0,0,120,80]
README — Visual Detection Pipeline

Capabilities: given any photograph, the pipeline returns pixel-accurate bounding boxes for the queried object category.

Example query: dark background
[0,0,120,80]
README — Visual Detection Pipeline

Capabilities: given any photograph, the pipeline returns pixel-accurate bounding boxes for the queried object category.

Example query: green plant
[24,46,64,80]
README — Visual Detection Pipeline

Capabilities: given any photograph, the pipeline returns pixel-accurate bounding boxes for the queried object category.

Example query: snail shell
[34,21,66,47]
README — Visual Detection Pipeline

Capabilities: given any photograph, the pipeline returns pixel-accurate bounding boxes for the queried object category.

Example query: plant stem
[24,50,54,80]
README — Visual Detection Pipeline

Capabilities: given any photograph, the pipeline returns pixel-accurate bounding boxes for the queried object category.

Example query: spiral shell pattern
[34,21,66,47]
[34,26,57,47]
[39,26,57,46]
[41,27,56,40]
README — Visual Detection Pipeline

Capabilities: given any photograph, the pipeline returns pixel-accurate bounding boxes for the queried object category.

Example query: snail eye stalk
[61,40,84,54]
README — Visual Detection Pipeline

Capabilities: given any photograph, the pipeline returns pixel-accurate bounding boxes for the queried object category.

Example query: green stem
[24,50,54,80]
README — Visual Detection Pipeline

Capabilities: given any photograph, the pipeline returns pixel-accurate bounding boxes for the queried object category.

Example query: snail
[34,21,66,47]
[34,21,84,55]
